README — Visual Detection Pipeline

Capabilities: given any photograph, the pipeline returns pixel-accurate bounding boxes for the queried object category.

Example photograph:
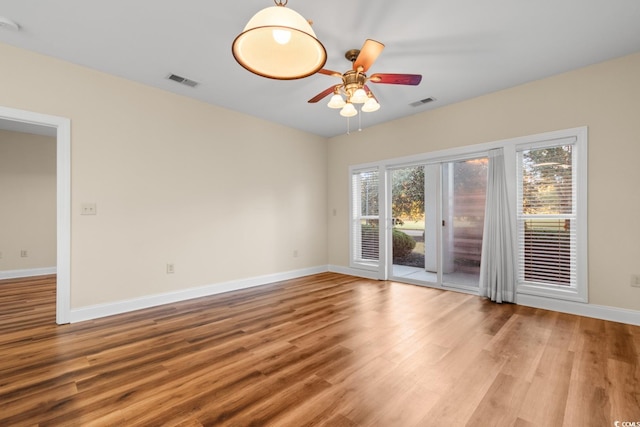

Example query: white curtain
[479,148,516,303]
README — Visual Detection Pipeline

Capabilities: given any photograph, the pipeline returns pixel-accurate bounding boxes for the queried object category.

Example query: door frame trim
[0,106,71,324]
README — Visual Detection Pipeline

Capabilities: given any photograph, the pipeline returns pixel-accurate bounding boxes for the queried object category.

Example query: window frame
[347,126,587,303]
[515,130,588,302]
[349,166,383,273]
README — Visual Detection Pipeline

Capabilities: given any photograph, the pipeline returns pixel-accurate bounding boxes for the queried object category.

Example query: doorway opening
[0,106,71,324]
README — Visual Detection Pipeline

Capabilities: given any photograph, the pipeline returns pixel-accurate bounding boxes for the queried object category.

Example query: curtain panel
[479,148,516,303]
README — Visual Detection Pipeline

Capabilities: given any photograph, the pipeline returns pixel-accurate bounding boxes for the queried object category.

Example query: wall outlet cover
[81,203,97,215]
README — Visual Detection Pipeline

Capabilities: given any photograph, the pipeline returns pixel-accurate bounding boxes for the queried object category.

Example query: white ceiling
[1,0,639,138]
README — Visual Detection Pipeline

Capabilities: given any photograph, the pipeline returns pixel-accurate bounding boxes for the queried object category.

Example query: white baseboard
[66,263,640,327]
[0,267,57,280]
[517,294,640,326]
[69,265,329,323]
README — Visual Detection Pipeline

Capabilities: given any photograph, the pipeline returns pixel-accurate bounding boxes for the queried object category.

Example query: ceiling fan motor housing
[342,70,367,97]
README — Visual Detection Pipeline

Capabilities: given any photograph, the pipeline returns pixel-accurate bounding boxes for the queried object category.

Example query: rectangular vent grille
[410,97,436,107]
[167,73,199,88]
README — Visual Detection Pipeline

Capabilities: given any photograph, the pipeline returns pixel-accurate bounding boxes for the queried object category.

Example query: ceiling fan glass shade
[340,102,358,117]
[350,88,368,104]
[327,93,346,109]
[361,97,380,112]
[232,5,327,80]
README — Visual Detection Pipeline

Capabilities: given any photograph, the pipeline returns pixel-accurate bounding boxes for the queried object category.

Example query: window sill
[517,282,587,303]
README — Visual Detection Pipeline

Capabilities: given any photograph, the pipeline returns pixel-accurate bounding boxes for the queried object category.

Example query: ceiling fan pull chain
[358,108,362,132]
[346,117,350,135]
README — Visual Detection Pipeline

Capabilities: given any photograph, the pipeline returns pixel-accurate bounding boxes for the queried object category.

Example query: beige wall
[328,52,640,311]
[0,130,57,271]
[0,42,328,308]
[2,39,639,314]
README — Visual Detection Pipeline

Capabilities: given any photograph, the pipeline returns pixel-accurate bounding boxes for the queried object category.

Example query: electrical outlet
[20,250,28,258]
[81,203,97,215]
[293,249,299,258]
[166,263,175,274]
[631,274,640,288]
[0,251,3,259]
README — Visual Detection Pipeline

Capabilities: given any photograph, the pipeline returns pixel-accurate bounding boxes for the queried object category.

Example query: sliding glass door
[389,157,488,291]
[389,165,432,282]
[441,158,488,289]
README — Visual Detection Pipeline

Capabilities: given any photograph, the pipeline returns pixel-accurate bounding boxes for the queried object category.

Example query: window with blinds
[517,141,577,288]
[351,169,379,268]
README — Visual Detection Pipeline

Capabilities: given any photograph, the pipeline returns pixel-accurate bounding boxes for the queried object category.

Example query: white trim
[56,118,72,325]
[514,127,588,303]
[0,267,57,280]
[0,106,71,324]
[373,127,587,169]
[348,166,383,276]
[517,294,640,326]
[328,265,379,280]
[69,265,328,323]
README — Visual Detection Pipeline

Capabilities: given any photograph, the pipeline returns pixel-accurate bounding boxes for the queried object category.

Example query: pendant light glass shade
[340,102,358,117]
[327,93,346,109]
[350,88,369,104]
[232,5,327,80]
[362,97,380,112]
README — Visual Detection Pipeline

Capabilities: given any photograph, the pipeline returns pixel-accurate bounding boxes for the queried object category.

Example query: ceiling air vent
[410,97,436,107]
[167,73,199,88]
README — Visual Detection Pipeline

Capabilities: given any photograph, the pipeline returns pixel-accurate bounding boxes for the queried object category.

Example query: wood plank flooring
[1,273,639,426]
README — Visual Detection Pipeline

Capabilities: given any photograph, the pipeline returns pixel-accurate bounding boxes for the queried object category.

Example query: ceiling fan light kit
[232,0,327,80]
[308,39,422,122]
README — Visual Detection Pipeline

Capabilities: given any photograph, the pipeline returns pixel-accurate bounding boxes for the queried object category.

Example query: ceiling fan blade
[369,73,422,85]
[308,86,338,103]
[353,39,385,72]
[318,69,343,77]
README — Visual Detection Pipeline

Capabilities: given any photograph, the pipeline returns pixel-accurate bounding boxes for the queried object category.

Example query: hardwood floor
[1,273,639,426]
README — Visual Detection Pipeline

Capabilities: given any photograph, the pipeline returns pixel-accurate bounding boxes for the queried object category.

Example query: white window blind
[517,141,577,287]
[351,169,379,267]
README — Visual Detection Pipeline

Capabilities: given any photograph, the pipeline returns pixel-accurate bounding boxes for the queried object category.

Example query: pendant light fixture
[361,94,380,112]
[232,0,327,80]
[339,102,358,118]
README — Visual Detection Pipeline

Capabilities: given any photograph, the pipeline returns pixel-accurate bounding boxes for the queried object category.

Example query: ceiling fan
[308,39,422,117]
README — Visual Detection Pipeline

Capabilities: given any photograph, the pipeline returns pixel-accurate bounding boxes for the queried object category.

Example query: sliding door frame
[385,153,490,294]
